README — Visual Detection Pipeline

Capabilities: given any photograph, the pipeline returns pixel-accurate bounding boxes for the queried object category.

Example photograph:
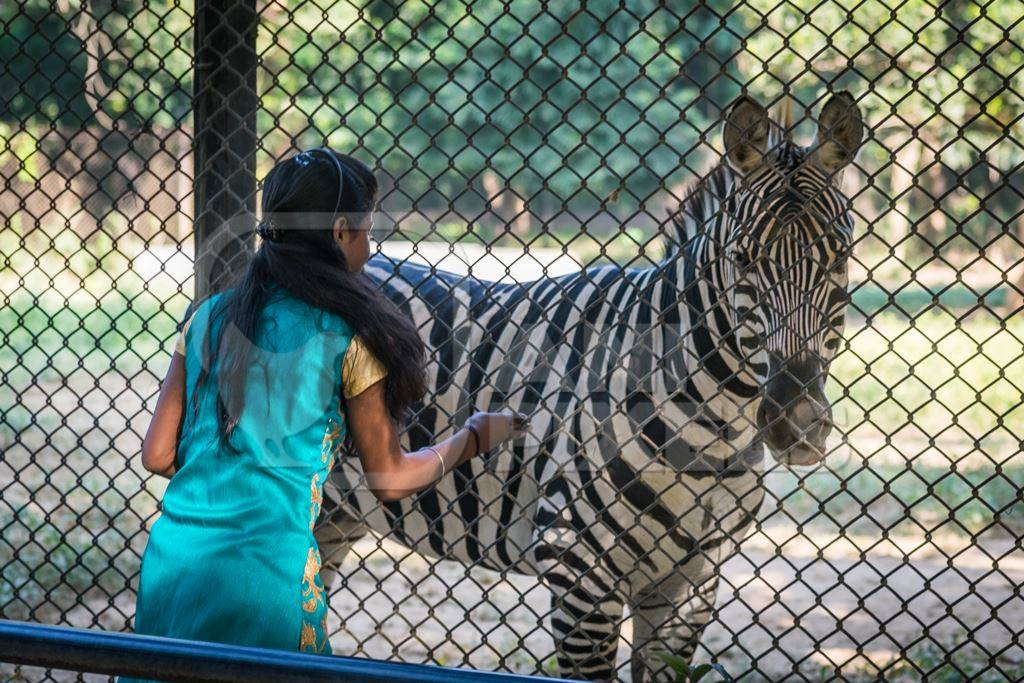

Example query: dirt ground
[316,529,1024,681]
[4,476,1021,682]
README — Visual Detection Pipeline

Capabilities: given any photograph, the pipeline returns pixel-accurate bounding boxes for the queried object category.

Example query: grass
[806,637,1024,682]
[882,639,1024,683]
[830,309,1023,461]
[850,279,1008,315]
[699,632,1024,682]
[763,459,1024,539]
[0,503,147,625]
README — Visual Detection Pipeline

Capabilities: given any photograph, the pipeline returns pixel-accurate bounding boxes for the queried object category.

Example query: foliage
[654,651,732,682]
[0,0,193,130]
[3,0,1019,258]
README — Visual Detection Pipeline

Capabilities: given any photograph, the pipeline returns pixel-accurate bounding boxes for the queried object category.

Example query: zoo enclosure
[1,0,1023,681]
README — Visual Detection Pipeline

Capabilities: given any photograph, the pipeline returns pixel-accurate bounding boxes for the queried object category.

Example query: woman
[129,147,526,669]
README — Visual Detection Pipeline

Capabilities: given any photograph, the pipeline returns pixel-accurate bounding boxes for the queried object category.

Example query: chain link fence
[2,0,1022,680]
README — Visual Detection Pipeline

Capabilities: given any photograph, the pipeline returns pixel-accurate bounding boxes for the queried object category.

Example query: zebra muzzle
[758,356,832,466]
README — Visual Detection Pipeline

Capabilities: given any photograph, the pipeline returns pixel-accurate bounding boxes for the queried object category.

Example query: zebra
[318,91,864,681]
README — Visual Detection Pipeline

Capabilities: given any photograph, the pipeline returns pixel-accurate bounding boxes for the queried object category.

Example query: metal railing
[0,620,556,682]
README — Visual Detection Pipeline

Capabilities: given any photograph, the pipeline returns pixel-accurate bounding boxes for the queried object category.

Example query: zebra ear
[809,92,864,176]
[723,95,770,175]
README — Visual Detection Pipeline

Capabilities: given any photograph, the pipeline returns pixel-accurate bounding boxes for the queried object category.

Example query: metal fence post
[193,0,258,298]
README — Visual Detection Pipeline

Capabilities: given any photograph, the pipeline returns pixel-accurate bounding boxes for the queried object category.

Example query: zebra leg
[630,477,765,681]
[314,510,367,589]
[629,568,720,682]
[540,552,625,681]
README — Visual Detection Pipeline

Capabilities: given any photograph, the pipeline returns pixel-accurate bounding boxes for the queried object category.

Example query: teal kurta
[125,287,352,677]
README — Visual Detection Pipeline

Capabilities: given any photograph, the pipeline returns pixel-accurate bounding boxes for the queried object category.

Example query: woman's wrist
[453,425,478,465]
[464,424,480,458]
[425,445,445,480]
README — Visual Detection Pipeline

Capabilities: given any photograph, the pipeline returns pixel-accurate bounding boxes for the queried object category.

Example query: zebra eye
[732,251,752,271]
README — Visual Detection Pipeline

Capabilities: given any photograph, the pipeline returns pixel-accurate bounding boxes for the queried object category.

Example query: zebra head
[721,92,864,466]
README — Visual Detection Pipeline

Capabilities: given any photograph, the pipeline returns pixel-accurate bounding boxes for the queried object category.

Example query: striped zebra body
[321,251,766,679]
[319,92,864,681]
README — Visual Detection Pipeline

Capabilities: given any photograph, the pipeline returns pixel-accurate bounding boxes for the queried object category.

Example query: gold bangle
[426,445,445,479]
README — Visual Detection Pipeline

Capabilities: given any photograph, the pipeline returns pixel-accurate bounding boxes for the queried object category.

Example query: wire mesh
[1,0,1022,681]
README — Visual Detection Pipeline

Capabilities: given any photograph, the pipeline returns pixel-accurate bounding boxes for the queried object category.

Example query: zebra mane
[665,162,737,257]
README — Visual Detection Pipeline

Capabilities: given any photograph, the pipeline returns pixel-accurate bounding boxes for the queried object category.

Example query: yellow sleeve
[173,311,196,356]
[342,335,388,399]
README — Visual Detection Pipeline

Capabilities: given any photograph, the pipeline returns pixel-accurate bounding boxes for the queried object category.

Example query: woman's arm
[346,380,524,502]
[141,351,186,478]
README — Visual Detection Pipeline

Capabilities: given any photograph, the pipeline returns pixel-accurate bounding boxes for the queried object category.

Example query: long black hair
[197,148,427,446]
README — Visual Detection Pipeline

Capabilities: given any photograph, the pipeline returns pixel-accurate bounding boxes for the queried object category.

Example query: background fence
[1,0,1022,680]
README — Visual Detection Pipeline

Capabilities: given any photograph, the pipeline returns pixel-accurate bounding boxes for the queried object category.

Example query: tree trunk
[175,128,195,241]
[889,136,923,264]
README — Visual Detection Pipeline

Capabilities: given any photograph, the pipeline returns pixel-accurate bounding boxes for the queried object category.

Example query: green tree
[258,0,743,212]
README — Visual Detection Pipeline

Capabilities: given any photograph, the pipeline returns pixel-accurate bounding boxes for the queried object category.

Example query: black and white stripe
[319,138,855,680]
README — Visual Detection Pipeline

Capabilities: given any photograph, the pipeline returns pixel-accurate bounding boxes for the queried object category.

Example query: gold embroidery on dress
[301,546,324,612]
[318,614,330,653]
[299,621,317,652]
[308,473,322,531]
[299,395,346,653]
[321,406,345,462]
[321,404,346,466]
[320,424,335,464]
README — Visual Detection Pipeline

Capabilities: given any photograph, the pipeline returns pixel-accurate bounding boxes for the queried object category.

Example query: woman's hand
[347,381,531,502]
[463,411,530,455]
